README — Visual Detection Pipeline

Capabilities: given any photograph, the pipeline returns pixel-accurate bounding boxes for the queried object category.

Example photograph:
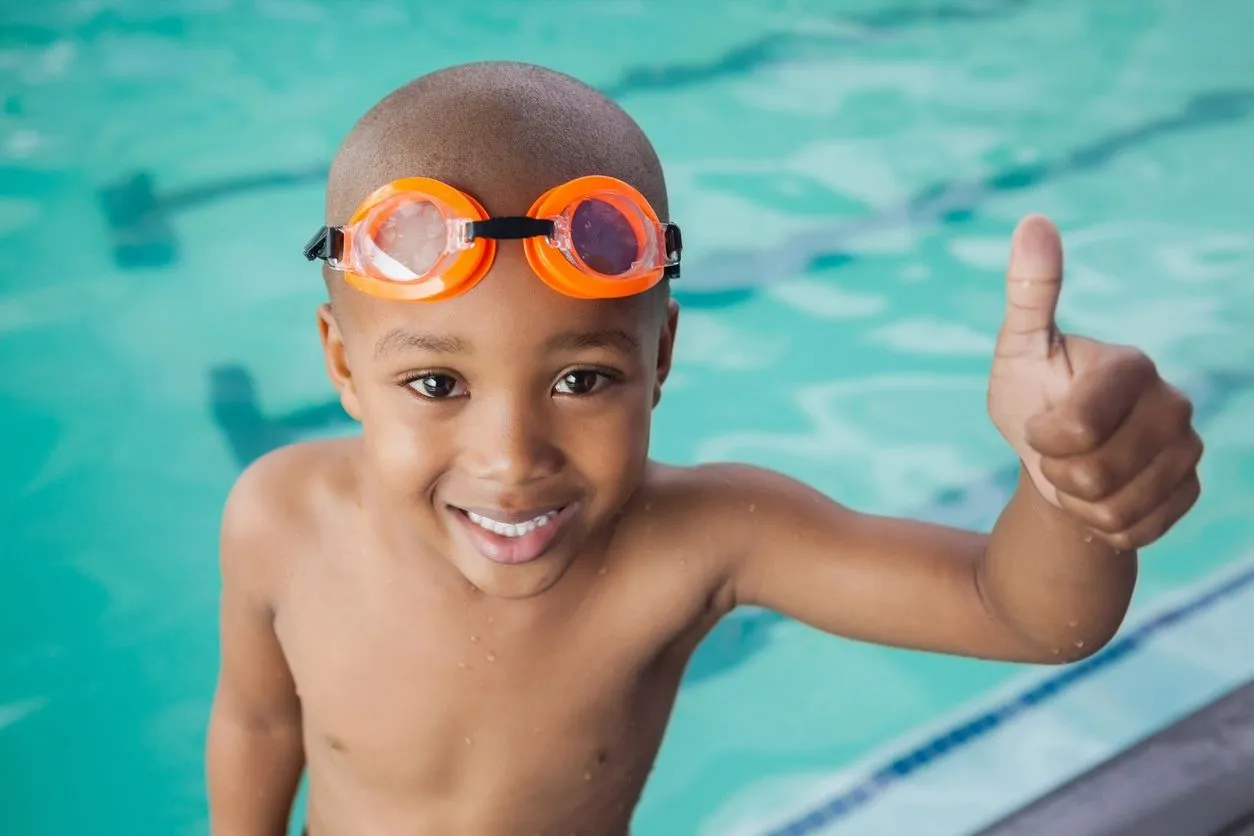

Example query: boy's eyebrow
[374,329,470,358]
[546,328,640,353]
[372,327,640,358]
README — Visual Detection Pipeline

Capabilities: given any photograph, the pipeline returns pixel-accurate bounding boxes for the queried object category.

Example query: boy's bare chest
[275,558,706,803]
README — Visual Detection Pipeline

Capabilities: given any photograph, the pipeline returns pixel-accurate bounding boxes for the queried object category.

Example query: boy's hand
[987,215,1203,550]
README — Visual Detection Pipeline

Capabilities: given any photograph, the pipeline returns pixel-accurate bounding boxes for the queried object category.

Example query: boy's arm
[719,216,1203,663]
[207,462,305,836]
[720,463,1138,663]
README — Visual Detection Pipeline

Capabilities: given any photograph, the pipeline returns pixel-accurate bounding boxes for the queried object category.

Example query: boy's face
[318,242,678,599]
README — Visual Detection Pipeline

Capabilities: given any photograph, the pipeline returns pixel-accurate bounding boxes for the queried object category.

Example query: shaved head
[328,62,667,222]
[318,61,673,326]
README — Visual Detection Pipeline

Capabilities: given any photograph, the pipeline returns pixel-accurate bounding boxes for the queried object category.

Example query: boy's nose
[460,400,563,486]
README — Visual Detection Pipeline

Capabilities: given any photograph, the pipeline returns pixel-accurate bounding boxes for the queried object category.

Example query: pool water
[3,1,1254,834]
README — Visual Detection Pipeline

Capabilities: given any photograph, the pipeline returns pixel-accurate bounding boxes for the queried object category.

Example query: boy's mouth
[448,503,576,565]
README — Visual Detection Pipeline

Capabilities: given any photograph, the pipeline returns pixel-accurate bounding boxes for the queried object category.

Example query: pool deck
[975,678,1254,836]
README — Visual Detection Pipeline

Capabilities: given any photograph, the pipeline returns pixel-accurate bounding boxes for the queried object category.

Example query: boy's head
[313,62,680,599]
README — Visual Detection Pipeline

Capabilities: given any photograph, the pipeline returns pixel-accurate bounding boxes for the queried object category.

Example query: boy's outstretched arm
[207,460,305,836]
[721,463,1137,662]
[720,215,1203,663]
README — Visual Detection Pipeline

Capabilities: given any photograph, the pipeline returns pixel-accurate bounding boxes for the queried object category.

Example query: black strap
[663,223,682,279]
[467,216,555,241]
[303,226,343,262]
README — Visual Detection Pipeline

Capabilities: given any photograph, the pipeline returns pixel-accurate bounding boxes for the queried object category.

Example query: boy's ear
[652,298,680,408]
[317,304,363,421]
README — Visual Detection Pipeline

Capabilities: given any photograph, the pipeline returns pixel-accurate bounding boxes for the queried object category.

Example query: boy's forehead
[352,269,657,355]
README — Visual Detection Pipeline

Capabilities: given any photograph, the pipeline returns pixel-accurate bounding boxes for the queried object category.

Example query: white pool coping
[719,554,1254,836]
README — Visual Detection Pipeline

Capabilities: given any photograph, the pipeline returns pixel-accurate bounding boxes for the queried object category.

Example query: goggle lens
[568,196,644,277]
[362,198,448,279]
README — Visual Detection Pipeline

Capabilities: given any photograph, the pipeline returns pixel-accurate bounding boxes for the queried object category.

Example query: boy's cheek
[362,412,452,487]
[561,406,650,484]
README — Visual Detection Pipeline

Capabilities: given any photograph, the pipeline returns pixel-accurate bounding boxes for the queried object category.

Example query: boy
[206,62,1203,836]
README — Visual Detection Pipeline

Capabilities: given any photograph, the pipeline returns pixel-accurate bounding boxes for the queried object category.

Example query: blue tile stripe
[761,560,1254,836]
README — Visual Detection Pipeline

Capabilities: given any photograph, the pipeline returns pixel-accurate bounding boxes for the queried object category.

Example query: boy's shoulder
[633,459,812,549]
[219,437,361,574]
[616,461,828,612]
[641,460,801,513]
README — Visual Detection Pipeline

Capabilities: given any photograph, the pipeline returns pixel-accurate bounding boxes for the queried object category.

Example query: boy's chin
[448,548,577,600]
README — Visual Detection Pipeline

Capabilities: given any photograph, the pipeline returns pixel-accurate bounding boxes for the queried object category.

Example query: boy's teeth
[465,509,559,538]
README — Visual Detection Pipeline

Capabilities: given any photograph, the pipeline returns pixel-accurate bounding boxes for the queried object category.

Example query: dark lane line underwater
[0,0,1033,50]
[86,0,1045,274]
[207,364,1253,686]
[596,0,1040,100]
[93,87,1254,310]
[679,88,1254,303]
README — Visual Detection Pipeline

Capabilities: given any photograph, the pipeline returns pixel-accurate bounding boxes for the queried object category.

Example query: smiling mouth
[460,507,563,538]
[447,503,577,565]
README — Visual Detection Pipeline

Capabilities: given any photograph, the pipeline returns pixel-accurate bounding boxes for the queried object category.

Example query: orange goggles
[303,175,682,301]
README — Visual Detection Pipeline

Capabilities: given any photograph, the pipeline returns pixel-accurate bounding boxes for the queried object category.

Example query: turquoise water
[3,1,1254,834]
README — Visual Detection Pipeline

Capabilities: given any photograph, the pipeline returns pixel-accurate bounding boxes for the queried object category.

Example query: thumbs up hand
[987,215,1203,550]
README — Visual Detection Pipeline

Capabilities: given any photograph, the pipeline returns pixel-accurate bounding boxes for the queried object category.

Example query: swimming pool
[3,0,1253,833]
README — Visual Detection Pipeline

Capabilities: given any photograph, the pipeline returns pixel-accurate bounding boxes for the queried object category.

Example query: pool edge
[743,553,1254,836]
[973,676,1254,836]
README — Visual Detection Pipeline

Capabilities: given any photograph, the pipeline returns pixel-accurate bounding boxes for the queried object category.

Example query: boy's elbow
[1015,616,1124,666]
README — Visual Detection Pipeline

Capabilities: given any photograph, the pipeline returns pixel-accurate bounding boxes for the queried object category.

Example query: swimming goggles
[303,175,682,301]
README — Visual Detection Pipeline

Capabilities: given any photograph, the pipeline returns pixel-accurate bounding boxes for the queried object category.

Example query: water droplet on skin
[1051,648,1061,655]
[1074,640,1085,649]
[470,635,479,643]
[1068,621,1078,628]
[748,503,756,512]
[598,566,607,575]
[457,661,467,669]
[487,616,494,624]
[584,770,592,781]
[533,727,541,734]
[486,651,497,662]
[644,503,651,512]
[464,737,472,745]
[1083,533,1093,543]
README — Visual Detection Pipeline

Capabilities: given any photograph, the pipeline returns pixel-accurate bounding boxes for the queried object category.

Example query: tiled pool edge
[974,679,1254,836]
[759,556,1254,836]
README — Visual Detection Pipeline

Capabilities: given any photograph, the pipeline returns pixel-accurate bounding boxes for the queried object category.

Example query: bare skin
[205,65,1202,836]
[206,213,1201,836]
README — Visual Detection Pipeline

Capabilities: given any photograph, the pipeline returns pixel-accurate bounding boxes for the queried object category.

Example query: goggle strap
[302,218,683,279]
[469,217,555,241]
[664,222,682,280]
[303,226,344,262]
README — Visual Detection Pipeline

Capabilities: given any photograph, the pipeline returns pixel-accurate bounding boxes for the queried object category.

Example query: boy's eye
[554,370,612,396]
[409,373,464,399]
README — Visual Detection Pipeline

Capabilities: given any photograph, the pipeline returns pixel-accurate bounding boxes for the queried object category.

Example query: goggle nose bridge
[466,216,557,242]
